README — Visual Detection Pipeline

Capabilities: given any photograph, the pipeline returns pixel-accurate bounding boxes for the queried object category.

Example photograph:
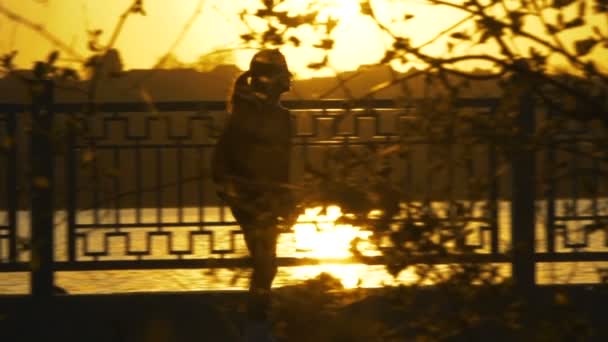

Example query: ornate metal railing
[540,107,608,260]
[56,98,504,270]
[0,110,17,268]
[0,94,607,294]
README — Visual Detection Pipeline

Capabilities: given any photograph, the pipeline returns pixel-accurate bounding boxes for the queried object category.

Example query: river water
[1,200,607,294]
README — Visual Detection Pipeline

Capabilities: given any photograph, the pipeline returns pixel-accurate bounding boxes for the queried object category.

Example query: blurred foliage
[236,0,608,280]
[238,0,608,124]
[233,6,608,340]
[266,271,606,341]
[271,273,389,342]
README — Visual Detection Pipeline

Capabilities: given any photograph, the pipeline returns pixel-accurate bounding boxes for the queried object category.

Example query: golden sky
[0,0,606,78]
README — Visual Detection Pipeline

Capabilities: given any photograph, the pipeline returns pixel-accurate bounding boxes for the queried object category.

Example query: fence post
[511,92,536,295]
[65,113,77,262]
[30,79,55,298]
[7,111,18,263]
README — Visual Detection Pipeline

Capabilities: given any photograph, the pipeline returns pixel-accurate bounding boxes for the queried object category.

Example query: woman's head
[248,49,291,95]
[229,49,291,112]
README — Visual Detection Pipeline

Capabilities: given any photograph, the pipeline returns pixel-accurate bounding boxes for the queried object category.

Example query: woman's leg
[243,226,278,321]
[230,203,279,321]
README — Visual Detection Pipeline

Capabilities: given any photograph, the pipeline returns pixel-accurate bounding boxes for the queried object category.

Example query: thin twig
[86,0,144,110]
[155,0,206,69]
[0,3,84,60]
[125,0,213,90]
[415,14,475,50]
[104,1,140,51]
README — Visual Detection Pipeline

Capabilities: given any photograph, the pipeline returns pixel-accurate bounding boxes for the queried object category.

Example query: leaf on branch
[131,0,146,15]
[546,23,560,34]
[584,61,597,75]
[563,17,585,30]
[255,9,274,18]
[314,39,334,50]
[302,12,319,25]
[574,38,598,55]
[262,26,283,45]
[88,29,103,37]
[239,9,248,21]
[552,0,576,8]
[450,32,470,40]
[380,50,396,64]
[447,41,454,53]
[360,1,374,16]
[307,55,328,70]
[264,0,274,10]
[393,37,410,50]
[579,0,587,16]
[288,36,301,47]
[84,56,99,69]
[595,0,608,13]
[529,47,547,66]
[47,51,59,65]
[87,29,104,51]
[88,41,103,52]
[326,17,338,34]
[508,11,525,33]
[276,11,318,27]
[274,10,290,27]
[477,17,504,35]
[478,31,493,44]
[240,33,255,42]
[0,50,17,70]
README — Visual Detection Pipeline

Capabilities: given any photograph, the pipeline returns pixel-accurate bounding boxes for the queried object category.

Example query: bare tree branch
[0,3,84,60]
[104,0,144,51]
[155,0,206,68]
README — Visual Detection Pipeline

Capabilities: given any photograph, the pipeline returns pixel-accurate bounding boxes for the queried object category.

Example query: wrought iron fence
[0,90,607,294]
[541,107,608,260]
[0,110,17,268]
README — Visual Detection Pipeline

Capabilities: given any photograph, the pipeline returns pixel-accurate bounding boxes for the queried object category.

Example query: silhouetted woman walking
[212,49,295,341]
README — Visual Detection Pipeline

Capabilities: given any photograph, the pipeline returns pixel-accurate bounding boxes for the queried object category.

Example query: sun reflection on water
[289,205,381,288]
[292,206,373,259]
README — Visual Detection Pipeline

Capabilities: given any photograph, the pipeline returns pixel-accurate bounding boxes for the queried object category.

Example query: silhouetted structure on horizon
[0,63,502,103]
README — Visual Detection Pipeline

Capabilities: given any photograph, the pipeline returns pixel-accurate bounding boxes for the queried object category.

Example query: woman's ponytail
[228,70,252,113]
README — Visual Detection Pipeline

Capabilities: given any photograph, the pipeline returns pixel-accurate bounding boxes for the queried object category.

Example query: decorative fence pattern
[0,110,17,267]
[541,107,608,259]
[0,87,607,295]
